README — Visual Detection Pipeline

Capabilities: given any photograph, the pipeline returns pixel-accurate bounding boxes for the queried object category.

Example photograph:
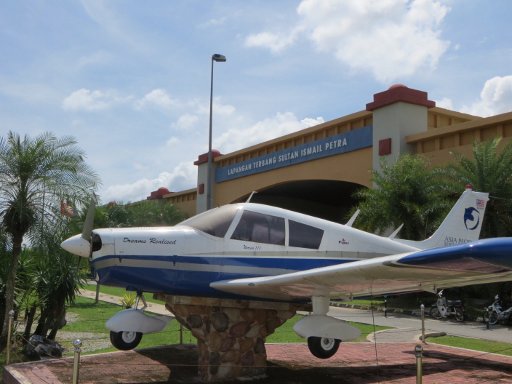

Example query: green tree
[96,200,186,228]
[0,131,99,349]
[440,138,512,237]
[16,215,87,342]
[354,154,452,240]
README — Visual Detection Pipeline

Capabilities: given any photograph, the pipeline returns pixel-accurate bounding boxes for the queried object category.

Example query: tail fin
[396,187,489,250]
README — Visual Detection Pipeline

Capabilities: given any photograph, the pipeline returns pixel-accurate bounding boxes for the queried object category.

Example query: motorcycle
[430,290,464,322]
[485,294,512,325]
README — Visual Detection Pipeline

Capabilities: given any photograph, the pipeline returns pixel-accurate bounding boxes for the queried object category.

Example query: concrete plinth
[155,294,307,382]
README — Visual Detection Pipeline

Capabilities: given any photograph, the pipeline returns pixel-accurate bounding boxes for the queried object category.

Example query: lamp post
[206,53,226,210]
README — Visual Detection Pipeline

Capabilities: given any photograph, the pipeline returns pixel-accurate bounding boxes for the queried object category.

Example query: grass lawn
[82,283,166,305]
[428,335,512,356]
[57,296,387,356]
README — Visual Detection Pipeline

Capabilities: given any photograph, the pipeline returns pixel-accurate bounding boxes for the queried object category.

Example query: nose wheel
[108,292,147,350]
[110,330,142,350]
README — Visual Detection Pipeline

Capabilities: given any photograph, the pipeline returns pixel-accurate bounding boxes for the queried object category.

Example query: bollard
[420,304,426,343]
[384,297,388,318]
[415,344,423,384]
[6,310,15,365]
[72,339,82,384]
[179,323,183,344]
[95,283,100,304]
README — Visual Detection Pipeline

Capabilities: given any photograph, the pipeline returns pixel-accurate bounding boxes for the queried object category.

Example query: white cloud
[100,161,197,203]
[198,17,227,28]
[171,114,199,131]
[80,0,146,51]
[245,28,302,53]
[197,98,236,117]
[135,89,177,110]
[246,0,450,83]
[215,112,324,153]
[62,88,131,111]
[460,76,512,117]
[435,97,454,110]
[165,137,181,147]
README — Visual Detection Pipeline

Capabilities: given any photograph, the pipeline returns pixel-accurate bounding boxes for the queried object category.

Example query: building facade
[158,85,512,221]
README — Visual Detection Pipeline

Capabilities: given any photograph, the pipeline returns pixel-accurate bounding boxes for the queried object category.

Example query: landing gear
[307,336,341,359]
[110,330,142,350]
[106,292,171,351]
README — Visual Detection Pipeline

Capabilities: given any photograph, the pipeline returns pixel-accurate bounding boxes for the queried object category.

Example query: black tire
[430,306,442,319]
[307,336,340,359]
[455,308,464,322]
[110,331,142,350]
[488,311,499,326]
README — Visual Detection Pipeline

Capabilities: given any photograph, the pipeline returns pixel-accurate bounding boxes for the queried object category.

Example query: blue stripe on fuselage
[92,254,354,298]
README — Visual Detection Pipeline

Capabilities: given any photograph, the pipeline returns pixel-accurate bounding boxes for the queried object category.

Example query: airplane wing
[211,238,512,301]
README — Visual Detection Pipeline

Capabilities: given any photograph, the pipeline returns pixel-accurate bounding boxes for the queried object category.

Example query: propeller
[61,194,97,258]
[81,194,97,242]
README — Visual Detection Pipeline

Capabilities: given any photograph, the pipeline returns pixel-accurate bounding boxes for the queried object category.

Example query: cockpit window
[178,205,238,238]
[231,210,285,245]
[289,220,323,249]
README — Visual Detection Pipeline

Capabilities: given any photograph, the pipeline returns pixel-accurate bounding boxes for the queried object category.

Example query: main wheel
[430,307,442,319]
[455,308,464,322]
[110,331,142,350]
[488,311,499,325]
[307,337,340,359]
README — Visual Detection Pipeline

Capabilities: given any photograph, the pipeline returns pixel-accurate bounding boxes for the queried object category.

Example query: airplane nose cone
[61,234,91,258]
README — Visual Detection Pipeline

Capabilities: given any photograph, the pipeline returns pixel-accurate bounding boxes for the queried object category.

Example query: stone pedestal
[155,294,306,382]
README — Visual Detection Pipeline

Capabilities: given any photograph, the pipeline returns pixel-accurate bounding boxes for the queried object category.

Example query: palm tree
[354,154,452,240]
[440,138,512,238]
[0,131,99,349]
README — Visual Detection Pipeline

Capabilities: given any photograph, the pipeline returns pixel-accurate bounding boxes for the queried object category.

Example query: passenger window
[289,220,324,249]
[231,210,285,245]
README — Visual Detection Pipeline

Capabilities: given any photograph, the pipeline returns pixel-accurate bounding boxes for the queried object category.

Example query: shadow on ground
[4,343,512,383]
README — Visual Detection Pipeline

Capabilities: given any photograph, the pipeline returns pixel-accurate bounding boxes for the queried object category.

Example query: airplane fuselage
[86,203,417,300]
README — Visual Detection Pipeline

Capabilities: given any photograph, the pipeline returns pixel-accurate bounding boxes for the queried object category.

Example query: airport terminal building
[151,84,512,221]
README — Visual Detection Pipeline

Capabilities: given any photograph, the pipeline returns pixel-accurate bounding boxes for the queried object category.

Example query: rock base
[155,294,307,382]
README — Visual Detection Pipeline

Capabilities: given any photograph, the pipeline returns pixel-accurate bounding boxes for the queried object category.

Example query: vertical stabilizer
[396,187,489,250]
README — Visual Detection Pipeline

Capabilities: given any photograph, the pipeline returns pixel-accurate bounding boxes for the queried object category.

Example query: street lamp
[206,53,226,210]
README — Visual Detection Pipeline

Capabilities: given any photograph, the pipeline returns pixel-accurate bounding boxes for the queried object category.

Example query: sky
[1,0,511,204]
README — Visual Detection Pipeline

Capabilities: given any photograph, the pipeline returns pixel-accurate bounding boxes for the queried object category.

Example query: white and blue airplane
[61,187,512,358]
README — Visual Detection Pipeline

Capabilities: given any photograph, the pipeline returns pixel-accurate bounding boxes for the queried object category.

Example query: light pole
[207,53,226,210]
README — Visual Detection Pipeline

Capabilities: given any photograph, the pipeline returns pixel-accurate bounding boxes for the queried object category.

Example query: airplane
[61,186,512,359]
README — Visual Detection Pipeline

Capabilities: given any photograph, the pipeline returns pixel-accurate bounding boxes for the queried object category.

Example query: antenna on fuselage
[388,223,404,239]
[246,191,258,202]
[345,209,360,227]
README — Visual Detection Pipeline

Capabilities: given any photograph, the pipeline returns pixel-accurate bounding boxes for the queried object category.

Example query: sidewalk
[6,342,512,383]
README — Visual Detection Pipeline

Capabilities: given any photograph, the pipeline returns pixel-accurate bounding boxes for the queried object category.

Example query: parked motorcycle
[485,294,512,325]
[430,290,464,322]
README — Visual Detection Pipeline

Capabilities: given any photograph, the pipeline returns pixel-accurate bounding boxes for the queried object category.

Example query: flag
[60,200,76,217]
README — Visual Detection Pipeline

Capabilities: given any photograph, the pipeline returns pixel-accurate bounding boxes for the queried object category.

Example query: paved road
[327,305,512,343]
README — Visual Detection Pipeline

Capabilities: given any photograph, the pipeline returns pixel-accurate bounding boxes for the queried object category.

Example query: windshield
[178,205,239,238]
